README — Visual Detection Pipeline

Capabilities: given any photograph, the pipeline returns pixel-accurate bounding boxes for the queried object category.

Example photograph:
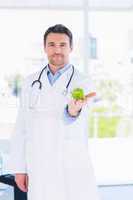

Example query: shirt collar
[46,63,71,76]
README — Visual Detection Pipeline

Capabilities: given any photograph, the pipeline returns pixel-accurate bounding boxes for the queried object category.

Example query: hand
[15,173,28,192]
[68,99,86,117]
[68,92,96,117]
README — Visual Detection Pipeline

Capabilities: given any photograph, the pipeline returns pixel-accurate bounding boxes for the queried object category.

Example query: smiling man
[9,24,99,200]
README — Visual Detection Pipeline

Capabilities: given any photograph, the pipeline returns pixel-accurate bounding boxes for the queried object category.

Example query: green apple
[71,88,85,100]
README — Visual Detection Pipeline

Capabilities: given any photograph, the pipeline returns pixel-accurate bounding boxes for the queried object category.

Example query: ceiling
[0,0,133,10]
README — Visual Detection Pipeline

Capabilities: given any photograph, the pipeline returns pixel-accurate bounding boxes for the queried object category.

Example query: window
[90,36,97,59]
[89,11,133,138]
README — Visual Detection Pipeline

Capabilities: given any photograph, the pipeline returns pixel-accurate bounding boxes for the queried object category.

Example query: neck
[48,63,67,75]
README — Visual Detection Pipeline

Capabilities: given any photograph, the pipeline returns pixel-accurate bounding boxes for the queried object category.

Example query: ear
[70,45,73,52]
[44,45,47,53]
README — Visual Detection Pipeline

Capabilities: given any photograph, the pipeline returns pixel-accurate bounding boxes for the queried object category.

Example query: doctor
[9,24,99,200]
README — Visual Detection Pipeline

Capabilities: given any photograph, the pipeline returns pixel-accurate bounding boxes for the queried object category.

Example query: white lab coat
[9,66,100,200]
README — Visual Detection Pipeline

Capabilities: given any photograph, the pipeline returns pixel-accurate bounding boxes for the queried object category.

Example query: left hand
[67,99,86,117]
[68,92,96,117]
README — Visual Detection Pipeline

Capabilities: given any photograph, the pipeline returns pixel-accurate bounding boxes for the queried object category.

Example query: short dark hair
[44,24,73,47]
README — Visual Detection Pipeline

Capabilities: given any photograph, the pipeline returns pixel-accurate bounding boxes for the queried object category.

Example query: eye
[48,43,55,47]
[60,43,66,47]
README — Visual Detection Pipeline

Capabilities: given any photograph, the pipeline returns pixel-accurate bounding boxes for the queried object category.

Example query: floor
[1,184,133,200]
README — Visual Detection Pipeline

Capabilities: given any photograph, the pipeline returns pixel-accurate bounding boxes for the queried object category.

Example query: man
[9,24,99,200]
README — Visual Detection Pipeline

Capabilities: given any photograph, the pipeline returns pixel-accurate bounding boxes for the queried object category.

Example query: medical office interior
[0,0,133,199]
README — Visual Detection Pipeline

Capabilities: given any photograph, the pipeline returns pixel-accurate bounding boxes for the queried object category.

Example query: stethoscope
[29,64,74,109]
[31,64,74,95]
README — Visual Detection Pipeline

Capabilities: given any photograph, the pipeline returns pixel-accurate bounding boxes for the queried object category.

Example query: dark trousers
[0,174,27,200]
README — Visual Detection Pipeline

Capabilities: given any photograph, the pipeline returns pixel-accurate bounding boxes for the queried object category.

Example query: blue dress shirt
[46,64,79,124]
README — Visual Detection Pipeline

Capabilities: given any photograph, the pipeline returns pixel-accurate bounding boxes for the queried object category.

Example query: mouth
[50,54,64,65]
[53,54,63,57]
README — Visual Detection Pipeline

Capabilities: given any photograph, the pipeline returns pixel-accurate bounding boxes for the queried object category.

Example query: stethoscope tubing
[31,64,74,93]
[31,66,47,90]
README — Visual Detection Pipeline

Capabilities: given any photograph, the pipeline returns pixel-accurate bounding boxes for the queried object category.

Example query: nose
[54,45,61,54]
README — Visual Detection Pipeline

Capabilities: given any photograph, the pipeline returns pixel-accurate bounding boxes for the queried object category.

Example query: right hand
[15,173,28,192]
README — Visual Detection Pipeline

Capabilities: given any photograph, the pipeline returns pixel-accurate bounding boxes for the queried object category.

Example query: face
[44,33,72,69]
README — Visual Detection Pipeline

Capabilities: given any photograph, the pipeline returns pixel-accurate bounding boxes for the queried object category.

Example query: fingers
[85,92,96,99]
[25,175,29,192]
[15,174,28,192]
[70,99,84,108]
[69,98,88,112]
[16,181,27,192]
[75,100,84,107]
